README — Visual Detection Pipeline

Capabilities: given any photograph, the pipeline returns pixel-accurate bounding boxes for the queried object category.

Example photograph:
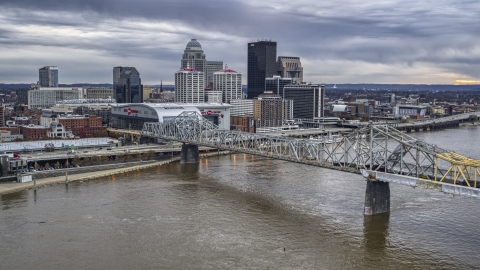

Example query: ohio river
[1,125,479,269]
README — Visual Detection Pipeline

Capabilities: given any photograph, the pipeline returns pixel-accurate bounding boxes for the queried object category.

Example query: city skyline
[0,0,479,85]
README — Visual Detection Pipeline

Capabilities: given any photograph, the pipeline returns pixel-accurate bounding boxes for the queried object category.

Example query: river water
[1,125,479,269]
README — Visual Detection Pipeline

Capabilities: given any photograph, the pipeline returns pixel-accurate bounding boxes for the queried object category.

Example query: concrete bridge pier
[180,143,200,163]
[364,180,390,215]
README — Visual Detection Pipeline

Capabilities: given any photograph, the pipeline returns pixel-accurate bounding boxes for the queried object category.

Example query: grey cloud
[0,0,479,83]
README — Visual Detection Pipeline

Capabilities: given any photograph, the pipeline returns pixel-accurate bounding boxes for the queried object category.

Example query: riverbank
[0,151,231,195]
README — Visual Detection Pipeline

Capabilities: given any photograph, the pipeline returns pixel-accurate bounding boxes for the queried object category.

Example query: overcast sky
[0,0,479,85]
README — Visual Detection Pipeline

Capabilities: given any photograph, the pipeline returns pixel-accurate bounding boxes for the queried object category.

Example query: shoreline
[0,151,231,196]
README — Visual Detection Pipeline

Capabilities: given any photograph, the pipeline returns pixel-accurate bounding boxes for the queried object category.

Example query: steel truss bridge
[142,111,480,199]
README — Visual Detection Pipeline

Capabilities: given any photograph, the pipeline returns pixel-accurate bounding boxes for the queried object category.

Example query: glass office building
[39,66,58,87]
[113,66,143,103]
[283,84,325,119]
[247,40,277,99]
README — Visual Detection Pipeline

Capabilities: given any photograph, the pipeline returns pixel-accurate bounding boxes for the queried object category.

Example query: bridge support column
[364,180,390,215]
[180,143,199,164]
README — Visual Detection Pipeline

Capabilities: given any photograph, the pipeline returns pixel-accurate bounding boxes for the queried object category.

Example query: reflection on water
[363,213,389,258]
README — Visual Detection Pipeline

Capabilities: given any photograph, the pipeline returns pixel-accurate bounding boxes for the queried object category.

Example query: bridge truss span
[142,111,480,192]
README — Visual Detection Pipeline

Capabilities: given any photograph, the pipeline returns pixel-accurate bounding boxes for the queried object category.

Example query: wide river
[1,125,480,269]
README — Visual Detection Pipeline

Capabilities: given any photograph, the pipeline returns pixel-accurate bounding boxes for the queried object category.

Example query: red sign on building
[124,108,139,115]
[201,110,221,115]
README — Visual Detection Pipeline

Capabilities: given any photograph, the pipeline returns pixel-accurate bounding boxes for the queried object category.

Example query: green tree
[55,161,61,168]
[34,161,40,170]
[44,163,51,169]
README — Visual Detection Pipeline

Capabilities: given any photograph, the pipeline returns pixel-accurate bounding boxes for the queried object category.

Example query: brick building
[20,125,49,140]
[230,115,256,133]
[58,115,105,137]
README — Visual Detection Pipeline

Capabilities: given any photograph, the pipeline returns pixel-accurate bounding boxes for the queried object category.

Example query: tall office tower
[181,39,207,83]
[174,65,205,103]
[283,84,325,119]
[265,76,292,96]
[277,56,303,84]
[254,91,283,127]
[38,66,58,87]
[206,61,223,88]
[213,65,242,103]
[247,40,277,99]
[113,66,143,103]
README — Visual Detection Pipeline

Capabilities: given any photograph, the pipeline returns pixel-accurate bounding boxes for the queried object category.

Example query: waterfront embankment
[0,151,230,195]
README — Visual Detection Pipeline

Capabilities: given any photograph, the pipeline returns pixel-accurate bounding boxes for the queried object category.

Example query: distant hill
[0,84,31,90]
[320,84,480,91]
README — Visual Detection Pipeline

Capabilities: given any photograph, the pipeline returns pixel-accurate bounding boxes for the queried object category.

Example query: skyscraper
[247,40,277,99]
[181,39,207,83]
[174,65,205,103]
[206,61,223,88]
[254,91,283,127]
[113,66,143,103]
[213,65,242,103]
[277,56,303,84]
[39,66,58,87]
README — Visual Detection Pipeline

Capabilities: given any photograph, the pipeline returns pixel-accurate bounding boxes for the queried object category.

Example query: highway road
[18,143,214,162]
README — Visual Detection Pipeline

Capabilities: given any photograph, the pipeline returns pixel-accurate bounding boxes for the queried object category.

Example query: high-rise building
[253,91,283,127]
[113,66,143,103]
[213,65,242,103]
[277,56,303,84]
[28,87,83,109]
[283,84,325,119]
[174,65,205,103]
[265,76,292,96]
[16,89,29,105]
[206,61,223,88]
[39,66,58,87]
[181,39,207,83]
[247,40,277,99]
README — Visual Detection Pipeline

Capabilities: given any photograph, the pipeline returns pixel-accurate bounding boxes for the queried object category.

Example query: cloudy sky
[0,0,479,85]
